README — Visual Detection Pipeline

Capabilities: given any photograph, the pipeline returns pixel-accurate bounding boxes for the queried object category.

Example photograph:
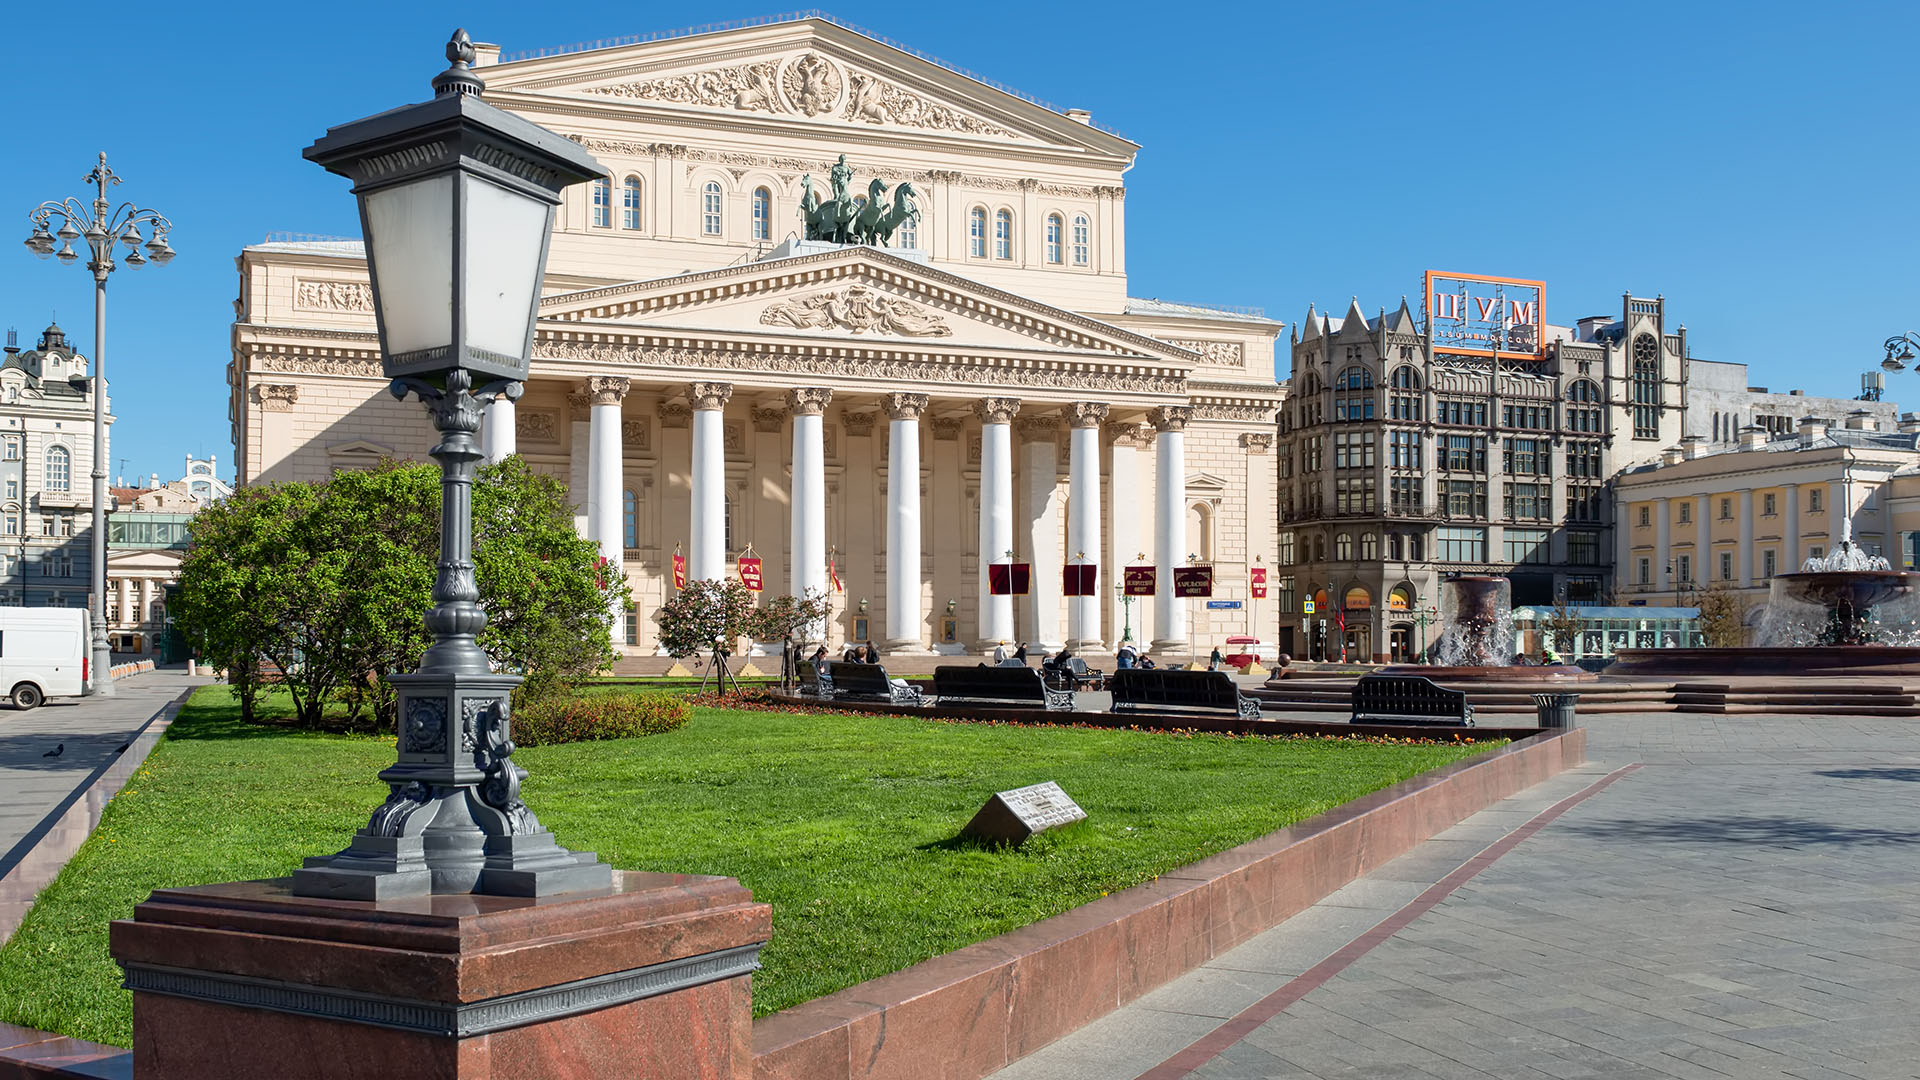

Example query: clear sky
[3,0,1914,485]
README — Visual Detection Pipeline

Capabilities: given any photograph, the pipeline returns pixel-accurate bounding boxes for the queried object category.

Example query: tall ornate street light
[23,155,175,696]
[292,30,612,900]
[1878,332,1920,372]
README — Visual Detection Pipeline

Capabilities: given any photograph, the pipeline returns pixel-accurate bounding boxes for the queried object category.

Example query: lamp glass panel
[363,175,454,359]
[461,176,547,365]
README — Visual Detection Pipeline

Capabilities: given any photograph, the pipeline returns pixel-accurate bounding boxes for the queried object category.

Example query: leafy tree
[655,578,759,661]
[175,458,628,729]
[1542,596,1585,653]
[1695,581,1748,647]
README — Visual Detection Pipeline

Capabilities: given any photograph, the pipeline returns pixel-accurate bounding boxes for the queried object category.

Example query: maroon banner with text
[1123,565,1156,596]
[1172,566,1215,598]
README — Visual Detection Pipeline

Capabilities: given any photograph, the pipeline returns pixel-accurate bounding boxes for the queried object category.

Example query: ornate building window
[1045,213,1063,264]
[591,178,611,228]
[623,490,638,550]
[1072,214,1089,266]
[1335,533,1353,561]
[1632,334,1661,438]
[994,209,1014,260]
[1334,366,1374,421]
[1389,366,1422,421]
[44,445,70,492]
[702,181,724,236]
[1566,379,1602,433]
[1360,533,1378,561]
[751,187,772,241]
[1,438,17,461]
[622,177,643,230]
[897,211,918,249]
[968,207,987,257]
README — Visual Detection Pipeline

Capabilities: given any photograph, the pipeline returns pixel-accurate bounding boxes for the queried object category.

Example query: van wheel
[12,684,43,711]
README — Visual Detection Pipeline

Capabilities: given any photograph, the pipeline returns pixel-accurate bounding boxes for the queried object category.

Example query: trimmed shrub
[513,691,691,746]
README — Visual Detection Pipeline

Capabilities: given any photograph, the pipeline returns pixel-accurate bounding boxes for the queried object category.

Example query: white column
[1784,483,1800,569]
[118,577,134,627]
[688,381,733,581]
[139,578,155,628]
[1067,402,1108,649]
[1150,406,1192,653]
[787,388,832,607]
[1106,423,1148,649]
[1020,414,1064,652]
[482,396,516,464]
[883,393,928,652]
[1654,497,1671,591]
[1737,488,1755,585]
[975,397,1019,650]
[585,377,628,570]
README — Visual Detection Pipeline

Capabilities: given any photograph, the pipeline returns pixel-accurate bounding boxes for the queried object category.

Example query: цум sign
[1425,271,1545,359]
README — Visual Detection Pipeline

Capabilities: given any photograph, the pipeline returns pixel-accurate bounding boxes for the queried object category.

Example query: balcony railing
[1282,502,1442,524]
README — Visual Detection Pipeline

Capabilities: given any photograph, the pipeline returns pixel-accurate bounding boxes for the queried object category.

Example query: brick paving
[992,714,1920,1080]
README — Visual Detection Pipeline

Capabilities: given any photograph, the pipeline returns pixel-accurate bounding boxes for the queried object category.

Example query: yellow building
[1615,414,1920,638]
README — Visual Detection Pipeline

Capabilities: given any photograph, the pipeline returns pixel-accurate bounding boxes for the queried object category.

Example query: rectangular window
[1810,489,1823,512]
[1720,551,1734,580]
[1569,532,1599,565]
[1333,431,1375,469]
[1071,216,1089,266]
[1,439,16,461]
[1634,404,1659,439]
[1638,505,1650,527]
[1445,480,1487,518]
[1503,528,1550,564]
[625,605,639,647]
[1335,476,1376,513]
[702,185,723,236]
[591,181,611,228]
[1277,575,1296,614]
[1677,553,1692,582]
[1763,549,1777,577]
[1436,526,1487,563]
[1678,502,1691,524]
[1389,475,1420,512]
[1278,533,1295,565]
[1720,498,1732,520]
[1638,558,1651,585]
[994,214,1012,260]
[2,480,13,500]
[1505,483,1545,520]
[1810,545,1825,560]
[1763,493,1777,516]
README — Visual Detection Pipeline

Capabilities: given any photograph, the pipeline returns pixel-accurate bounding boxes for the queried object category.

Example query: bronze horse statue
[799,171,921,248]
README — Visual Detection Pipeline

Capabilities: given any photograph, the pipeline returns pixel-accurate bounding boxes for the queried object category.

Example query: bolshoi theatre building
[227,14,1286,658]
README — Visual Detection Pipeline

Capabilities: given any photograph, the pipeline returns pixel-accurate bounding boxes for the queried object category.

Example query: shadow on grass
[1815,767,1920,783]
[1562,816,1920,847]
[163,692,388,743]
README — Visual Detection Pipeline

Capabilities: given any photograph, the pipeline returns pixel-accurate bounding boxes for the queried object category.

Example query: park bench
[931,665,1076,711]
[821,661,923,706]
[1041,656,1105,692]
[1349,674,1474,726]
[1108,668,1264,721]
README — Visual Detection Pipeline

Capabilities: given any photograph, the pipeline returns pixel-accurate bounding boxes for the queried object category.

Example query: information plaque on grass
[962,781,1087,847]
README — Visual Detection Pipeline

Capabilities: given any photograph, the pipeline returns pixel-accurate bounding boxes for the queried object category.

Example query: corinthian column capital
[973,397,1021,425]
[1148,405,1194,433]
[882,392,930,421]
[687,381,733,411]
[785,387,833,416]
[1067,402,1110,429]
[585,376,630,406]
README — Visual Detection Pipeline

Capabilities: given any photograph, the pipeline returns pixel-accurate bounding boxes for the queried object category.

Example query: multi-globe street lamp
[23,155,175,696]
[292,30,612,900]
[1878,332,1920,373]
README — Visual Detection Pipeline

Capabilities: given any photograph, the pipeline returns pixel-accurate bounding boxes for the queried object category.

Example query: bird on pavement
[42,743,64,758]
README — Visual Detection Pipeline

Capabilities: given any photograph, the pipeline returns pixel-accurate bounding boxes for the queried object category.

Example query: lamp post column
[1150,406,1192,654]
[688,382,733,581]
[1067,402,1108,649]
[88,270,111,692]
[585,377,627,577]
[883,392,927,653]
[1784,483,1800,568]
[975,397,1019,649]
[787,388,832,609]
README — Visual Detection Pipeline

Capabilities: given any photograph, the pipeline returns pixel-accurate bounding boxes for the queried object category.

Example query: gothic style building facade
[227,15,1284,658]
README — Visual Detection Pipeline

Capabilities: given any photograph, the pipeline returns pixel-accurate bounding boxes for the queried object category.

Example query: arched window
[1336,366,1374,390]
[1631,334,1660,438]
[1391,366,1421,389]
[622,490,637,550]
[897,212,918,250]
[994,209,1014,260]
[44,446,69,492]
[751,187,772,241]
[1389,365,1422,421]
[1071,214,1090,266]
[702,181,723,236]
[1335,533,1353,561]
[1045,214,1063,264]
[1360,533,1378,560]
[1566,379,1602,433]
[968,207,987,257]
[622,176,643,230]
[590,178,611,228]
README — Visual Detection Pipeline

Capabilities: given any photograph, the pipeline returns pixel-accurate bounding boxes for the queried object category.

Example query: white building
[0,323,108,609]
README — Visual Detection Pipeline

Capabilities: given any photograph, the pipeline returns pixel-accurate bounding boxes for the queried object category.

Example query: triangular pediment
[538,246,1194,366]
[482,16,1135,156]
[107,549,183,572]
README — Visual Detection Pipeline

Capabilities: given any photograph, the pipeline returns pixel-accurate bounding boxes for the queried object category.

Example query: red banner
[1172,566,1214,598]
[1250,566,1267,585]
[672,553,687,590]
[1062,564,1098,597]
[738,557,763,592]
[1251,583,1268,599]
[1123,565,1156,596]
[988,562,1032,596]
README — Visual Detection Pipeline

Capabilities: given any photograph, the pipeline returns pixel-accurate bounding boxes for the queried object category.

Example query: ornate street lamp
[1879,332,1920,373]
[24,154,175,697]
[292,30,611,901]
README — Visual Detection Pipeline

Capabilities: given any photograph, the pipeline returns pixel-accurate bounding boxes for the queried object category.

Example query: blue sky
[3,1,1915,484]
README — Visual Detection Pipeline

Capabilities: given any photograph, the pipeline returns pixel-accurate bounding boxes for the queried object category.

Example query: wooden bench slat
[1349,674,1474,726]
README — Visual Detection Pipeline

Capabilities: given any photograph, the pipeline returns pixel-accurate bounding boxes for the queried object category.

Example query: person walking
[1207,646,1224,671]
[992,640,1009,666]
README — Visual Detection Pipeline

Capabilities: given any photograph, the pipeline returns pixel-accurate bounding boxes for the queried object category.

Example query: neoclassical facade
[227,15,1284,657]
[0,323,107,609]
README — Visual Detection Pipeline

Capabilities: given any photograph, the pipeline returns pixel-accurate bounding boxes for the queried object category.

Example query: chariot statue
[798,154,921,248]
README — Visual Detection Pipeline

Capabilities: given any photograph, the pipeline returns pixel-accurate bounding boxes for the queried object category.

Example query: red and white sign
[671,553,687,590]
[738,557,763,592]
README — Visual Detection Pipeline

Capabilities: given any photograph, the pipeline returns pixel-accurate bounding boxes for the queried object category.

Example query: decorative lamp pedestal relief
[109,872,770,1080]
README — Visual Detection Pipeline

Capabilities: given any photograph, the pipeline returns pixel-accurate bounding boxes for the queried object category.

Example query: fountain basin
[1377,664,1596,684]
[1607,646,1920,678]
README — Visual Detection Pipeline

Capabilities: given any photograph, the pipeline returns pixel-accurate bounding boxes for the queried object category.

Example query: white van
[0,607,89,709]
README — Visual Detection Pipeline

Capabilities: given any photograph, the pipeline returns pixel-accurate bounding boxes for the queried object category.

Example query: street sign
[1302,600,1316,615]
[1205,600,1242,610]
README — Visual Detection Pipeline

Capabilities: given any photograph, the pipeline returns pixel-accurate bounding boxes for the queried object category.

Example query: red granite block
[0,1029,131,1080]
[1000,913,1125,1057]
[841,957,1013,1080]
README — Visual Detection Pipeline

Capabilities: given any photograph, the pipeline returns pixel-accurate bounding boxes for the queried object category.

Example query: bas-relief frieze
[250,355,383,377]
[1191,402,1282,423]
[1163,338,1245,368]
[516,410,559,443]
[724,421,746,455]
[622,418,652,452]
[565,137,1112,199]
[293,279,374,313]
[759,285,952,337]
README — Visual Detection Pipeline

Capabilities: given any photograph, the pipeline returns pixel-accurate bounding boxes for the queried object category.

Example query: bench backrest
[1109,668,1242,708]
[823,661,894,693]
[931,665,1047,701]
[1351,675,1467,714]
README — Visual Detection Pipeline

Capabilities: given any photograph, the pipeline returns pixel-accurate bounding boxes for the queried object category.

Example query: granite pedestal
[108,871,769,1080]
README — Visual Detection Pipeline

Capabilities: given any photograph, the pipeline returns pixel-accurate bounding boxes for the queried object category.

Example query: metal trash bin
[1530,692,1579,728]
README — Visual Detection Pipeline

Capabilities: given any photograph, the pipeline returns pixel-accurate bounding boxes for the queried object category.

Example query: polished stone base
[1607,645,1920,678]
[108,871,769,1080]
[1375,664,1598,683]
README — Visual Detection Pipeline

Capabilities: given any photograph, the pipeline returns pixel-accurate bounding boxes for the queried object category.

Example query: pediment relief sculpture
[759,284,952,337]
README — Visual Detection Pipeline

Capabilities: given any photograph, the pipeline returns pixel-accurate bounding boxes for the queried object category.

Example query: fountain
[1378,576,1593,684]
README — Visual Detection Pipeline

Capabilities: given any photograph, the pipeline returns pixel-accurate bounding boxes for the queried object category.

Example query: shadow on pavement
[1563,815,1920,847]
[1815,766,1920,782]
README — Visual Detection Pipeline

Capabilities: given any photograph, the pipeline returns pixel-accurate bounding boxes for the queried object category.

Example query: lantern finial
[432,29,484,98]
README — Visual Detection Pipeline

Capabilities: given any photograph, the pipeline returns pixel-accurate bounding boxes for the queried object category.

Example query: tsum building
[1277,282,1688,662]
[226,14,1285,659]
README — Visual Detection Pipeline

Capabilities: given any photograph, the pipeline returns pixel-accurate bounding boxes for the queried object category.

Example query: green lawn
[0,686,1492,1046]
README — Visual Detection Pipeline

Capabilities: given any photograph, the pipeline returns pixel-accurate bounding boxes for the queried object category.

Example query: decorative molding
[784,53,843,116]
[973,397,1021,425]
[723,420,746,455]
[784,387,833,416]
[1164,338,1245,368]
[621,418,652,451]
[566,390,592,421]
[657,402,692,429]
[516,410,559,443]
[751,406,788,433]
[967,434,981,464]
[930,416,965,440]
[882,392,929,421]
[587,58,788,112]
[1191,402,1278,423]
[585,376,630,406]
[1015,414,1061,438]
[293,279,373,313]
[254,384,299,412]
[842,412,877,437]
[759,285,953,337]
[842,71,1018,138]
[1066,402,1110,429]
[1241,432,1274,453]
[120,943,763,1038]
[687,381,734,411]
[1149,405,1194,433]
[252,355,383,377]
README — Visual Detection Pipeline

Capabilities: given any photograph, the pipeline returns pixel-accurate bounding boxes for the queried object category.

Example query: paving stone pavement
[991,714,1920,1080]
